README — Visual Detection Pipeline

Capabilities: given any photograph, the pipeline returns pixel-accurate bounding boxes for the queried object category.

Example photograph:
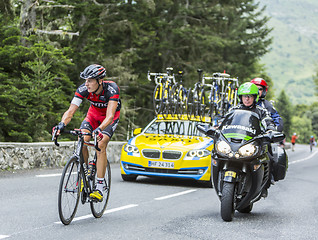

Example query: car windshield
[144,120,208,137]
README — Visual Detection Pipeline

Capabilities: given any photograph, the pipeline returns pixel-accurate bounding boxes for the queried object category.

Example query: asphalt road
[0,143,317,240]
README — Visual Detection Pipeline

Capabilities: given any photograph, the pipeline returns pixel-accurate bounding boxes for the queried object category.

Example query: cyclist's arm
[99,101,118,131]
[61,104,79,126]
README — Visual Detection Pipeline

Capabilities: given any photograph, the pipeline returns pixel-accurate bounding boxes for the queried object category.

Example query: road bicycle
[170,70,188,119]
[187,69,205,120]
[200,75,221,123]
[52,129,111,225]
[148,68,176,118]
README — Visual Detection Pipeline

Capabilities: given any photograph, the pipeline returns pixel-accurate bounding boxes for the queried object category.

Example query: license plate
[148,161,175,169]
[225,171,236,178]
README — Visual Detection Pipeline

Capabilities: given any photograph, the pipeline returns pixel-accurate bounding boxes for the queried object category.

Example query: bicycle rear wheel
[177,88,187,119]
[58,156,81,225]
[153,85,163,115]
[186,88,193,120]
[90,159,111,218]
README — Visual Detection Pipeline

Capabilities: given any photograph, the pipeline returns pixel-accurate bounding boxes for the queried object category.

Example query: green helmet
[237,82,259,104]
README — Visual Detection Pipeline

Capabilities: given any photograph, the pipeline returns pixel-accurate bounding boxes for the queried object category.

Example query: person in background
[291,133,298,151]
[250,78,283,132]
[310,135,315,152]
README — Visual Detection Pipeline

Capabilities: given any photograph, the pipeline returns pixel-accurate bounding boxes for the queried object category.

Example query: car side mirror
[133,128,142,135]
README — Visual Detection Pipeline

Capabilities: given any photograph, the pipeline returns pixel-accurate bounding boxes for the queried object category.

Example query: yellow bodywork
[120,115,214,182]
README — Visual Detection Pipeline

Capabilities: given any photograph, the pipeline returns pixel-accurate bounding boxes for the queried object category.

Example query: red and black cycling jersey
[71,81,121,114]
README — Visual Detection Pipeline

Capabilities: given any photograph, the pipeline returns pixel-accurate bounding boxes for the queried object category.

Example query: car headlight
[124,144,140,154]
[238,143,257,157]
[185,149,210,159]
[216,141,231,155]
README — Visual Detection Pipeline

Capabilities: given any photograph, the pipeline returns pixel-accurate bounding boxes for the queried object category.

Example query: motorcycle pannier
[272,145,288,181]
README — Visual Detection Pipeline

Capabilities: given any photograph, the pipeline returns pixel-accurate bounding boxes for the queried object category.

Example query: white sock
[96,177,104,193]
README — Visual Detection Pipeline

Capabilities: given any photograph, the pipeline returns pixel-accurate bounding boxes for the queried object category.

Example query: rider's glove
[93,127,104,140]
[52,122,65,134]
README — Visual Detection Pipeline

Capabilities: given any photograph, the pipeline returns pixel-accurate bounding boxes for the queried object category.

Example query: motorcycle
[197,110,287,221]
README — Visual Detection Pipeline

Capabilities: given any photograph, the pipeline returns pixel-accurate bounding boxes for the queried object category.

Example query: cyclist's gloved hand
[93,127,104,140]
[52,122,65,135]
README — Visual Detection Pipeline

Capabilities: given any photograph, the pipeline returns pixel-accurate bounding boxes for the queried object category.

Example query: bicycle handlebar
[52,129,101,151]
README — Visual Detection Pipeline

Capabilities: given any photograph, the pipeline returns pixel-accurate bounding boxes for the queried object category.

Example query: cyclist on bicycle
[250,78,283,132]
[53,64,121,202]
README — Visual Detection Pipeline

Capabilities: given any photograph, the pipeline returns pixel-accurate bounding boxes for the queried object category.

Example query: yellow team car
[120,115,214,187]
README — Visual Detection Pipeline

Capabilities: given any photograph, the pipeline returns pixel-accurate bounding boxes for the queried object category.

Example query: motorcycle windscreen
[219,109,262,141]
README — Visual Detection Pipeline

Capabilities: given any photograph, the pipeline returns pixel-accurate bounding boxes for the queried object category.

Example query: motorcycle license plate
[148,161,174,169]
[225,171,236,178]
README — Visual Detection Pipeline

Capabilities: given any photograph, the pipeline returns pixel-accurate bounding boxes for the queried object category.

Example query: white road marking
[0,235,9,239]
[36,173,62,178]
[154,189,197,200]
[289,150,318,165]
[54,204,138,224]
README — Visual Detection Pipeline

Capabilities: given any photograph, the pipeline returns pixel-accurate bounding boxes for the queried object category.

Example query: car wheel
[199,179,213,188]
[121,174,138,182]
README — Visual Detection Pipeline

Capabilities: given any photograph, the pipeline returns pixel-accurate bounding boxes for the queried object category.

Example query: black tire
[90,160,111,218]
[199,88,207,121]
[162,85,171,119]
[238,203,253,213]
[220,182,235,222]
[186,88,193,120]
[153,84,163,115]
[199,178,213,188]
[177,88,187,119]
[58,156,80,225]
[207,89,216,122]
[121,174,138,181]
[170,85,178,117]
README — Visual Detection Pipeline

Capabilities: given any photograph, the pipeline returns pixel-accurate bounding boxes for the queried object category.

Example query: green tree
[0,18,75,141]
[1,0,275,141]
[290,116,312,144]
[276,90,292,137]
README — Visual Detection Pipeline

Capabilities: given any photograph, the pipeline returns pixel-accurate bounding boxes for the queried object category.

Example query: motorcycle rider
[227,82,276,197]
[227,82,276,132]
[250,78,283,132]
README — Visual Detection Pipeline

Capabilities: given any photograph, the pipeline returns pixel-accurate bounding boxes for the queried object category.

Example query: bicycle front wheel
[90,160,111,218]
[58,156,81,225]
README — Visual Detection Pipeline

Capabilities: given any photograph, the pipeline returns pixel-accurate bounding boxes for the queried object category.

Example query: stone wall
[0,141,126,170]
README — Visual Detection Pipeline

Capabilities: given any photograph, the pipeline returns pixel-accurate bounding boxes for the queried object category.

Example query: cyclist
[310,135,315,152]
[52,64,121,202]
[250,78,283,132]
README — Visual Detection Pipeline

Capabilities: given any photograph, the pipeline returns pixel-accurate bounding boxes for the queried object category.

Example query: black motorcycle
[198,110,287,221]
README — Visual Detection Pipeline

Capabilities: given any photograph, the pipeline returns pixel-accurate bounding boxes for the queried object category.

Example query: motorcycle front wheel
[220,182,235,222]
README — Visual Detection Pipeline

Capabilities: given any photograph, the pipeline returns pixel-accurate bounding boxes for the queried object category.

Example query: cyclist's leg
[80,118,94,164]
[91,113,119,201]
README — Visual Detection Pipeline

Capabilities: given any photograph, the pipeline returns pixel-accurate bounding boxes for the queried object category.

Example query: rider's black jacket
[257,99,283,132]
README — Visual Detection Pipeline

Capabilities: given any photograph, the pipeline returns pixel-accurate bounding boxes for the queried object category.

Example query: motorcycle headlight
[185,149,210,159]
[124,144,140,155]
[216,141,231,155]
[238,143,257,157]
